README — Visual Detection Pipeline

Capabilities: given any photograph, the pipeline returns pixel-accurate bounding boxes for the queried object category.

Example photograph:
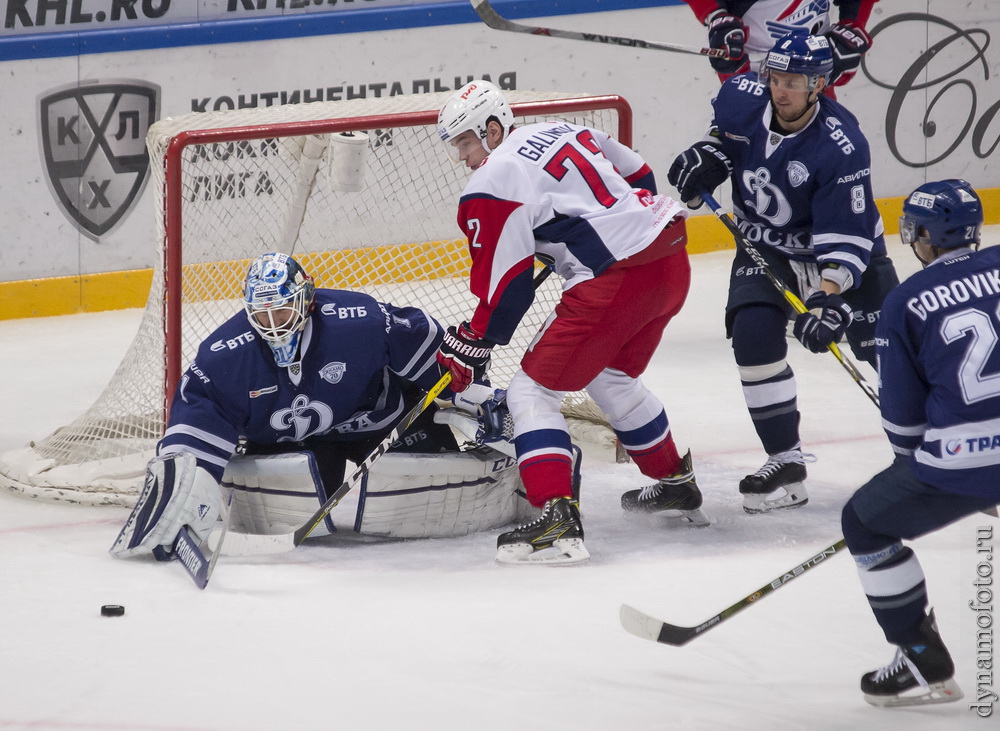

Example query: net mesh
[0,90,623,504]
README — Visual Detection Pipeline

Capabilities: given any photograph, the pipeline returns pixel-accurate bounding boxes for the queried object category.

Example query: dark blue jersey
[158,289,444,480]
[877,246,1000,498]
[711,72,885,290]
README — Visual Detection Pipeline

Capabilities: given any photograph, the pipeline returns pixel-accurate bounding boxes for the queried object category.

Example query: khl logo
[38,79,160,240]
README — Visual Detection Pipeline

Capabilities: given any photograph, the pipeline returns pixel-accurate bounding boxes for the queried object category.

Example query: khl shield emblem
[38,79,160,240]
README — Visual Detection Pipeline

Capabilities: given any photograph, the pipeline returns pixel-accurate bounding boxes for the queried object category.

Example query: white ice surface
[1,234,995,730]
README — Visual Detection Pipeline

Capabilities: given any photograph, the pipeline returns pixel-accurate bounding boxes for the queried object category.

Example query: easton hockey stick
[213,266,554,557]
[702,193,880,408]
[469,0,729,58]
[620,539,848,646]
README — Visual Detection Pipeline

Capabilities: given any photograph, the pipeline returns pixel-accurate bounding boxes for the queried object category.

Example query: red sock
[628,436,681,479]
[519,453,574,507]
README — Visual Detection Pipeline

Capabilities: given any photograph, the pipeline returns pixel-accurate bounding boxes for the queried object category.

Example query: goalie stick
[620,539,848,646]
[212,266,554,557]
[702,192,880,409]
[469,0,730,59]
[175,487,233,589]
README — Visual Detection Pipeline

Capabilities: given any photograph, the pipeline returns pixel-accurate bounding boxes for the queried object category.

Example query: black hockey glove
[793,292,853,353]
[706,10,749,75]
[437,323,493,393]
[667,140,732,210]
[826,21,872,87]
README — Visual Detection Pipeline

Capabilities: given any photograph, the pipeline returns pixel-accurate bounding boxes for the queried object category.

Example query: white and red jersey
[456,121,685,344]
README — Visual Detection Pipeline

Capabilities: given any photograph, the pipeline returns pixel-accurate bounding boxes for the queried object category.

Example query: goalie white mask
[437,79,514,160]
[243,253,316,367]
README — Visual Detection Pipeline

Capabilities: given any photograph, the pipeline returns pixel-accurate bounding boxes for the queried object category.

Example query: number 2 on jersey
[543,130,616,209]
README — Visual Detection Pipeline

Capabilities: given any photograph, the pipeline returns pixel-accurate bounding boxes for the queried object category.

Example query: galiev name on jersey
[158,289,444,480]
[455,120,686,345]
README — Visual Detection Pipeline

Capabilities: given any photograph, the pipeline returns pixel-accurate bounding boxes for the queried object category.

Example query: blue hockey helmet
[900,179,983,250]
[761,30,834,91]
[243,253,316,367]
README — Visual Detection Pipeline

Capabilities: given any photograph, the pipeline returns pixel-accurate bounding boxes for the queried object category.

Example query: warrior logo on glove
[437,323,494,392]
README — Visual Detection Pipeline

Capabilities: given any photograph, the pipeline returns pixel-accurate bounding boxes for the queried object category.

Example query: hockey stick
[620,539,847,646]
[702,193,880,408]
[175,486,233,589]
[213,266,554,557]
[469,0,729,58]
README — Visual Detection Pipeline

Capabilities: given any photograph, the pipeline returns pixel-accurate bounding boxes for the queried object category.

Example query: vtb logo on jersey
[38,79,160,241]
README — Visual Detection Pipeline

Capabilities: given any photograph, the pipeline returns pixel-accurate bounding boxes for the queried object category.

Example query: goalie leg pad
[110,453,221,560]
[356,448,523,538]
[223,451,334,537]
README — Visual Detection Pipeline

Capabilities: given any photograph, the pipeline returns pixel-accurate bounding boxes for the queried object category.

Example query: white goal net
[0,89,630,505]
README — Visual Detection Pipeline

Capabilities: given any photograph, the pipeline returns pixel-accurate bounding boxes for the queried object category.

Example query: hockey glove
[793,292,853,353]
[667,140,733,209]
[826,21,872,87]
[437,323,493,392]
[706,10,749,75]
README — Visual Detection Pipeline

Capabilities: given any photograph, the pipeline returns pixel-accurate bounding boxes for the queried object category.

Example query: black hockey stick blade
[701,192,880,408]
[621,539,848,646]
[174,527,213,590]
[469,0,729,58]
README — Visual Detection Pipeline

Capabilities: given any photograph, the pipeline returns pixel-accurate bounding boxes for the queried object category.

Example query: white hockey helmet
[437,80,514,157]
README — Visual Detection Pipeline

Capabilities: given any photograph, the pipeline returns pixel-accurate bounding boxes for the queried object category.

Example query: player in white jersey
[668,31,898,513]
[682,0,878,94]
[436,80,706,565]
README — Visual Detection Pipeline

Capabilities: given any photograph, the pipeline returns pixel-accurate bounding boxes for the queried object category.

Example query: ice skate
[861,611,963,707]
[620,451,710,526]
[740,449,813,514]
[496,497,590,565]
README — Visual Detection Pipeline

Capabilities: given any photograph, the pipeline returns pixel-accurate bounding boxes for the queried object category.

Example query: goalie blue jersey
[877,246,1000,499]
[159,290,445,480]
[711,72,885,290]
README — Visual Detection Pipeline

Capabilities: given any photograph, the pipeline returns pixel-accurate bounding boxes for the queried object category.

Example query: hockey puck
[100,604,125,617]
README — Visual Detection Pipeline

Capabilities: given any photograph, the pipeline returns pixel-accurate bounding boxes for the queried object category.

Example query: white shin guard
[223,448,527,540]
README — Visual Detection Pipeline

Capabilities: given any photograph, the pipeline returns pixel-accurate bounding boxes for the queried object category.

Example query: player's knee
[731,305,789,366]
[507,371,564,422]
[842,500,897,558]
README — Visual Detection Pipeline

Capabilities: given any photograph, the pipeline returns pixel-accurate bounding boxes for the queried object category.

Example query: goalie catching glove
[793,291,853,353]
[437,322,493,392]
[667,140,732,210]
[110,452,222,560]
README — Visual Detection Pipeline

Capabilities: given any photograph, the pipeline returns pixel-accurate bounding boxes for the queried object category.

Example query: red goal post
[0,90,631,505]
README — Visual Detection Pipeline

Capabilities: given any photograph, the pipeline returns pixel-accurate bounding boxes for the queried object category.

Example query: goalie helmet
[243,253,316,367]
[437,79,514,155]
[761,30,834,91]
[900,179,983,250]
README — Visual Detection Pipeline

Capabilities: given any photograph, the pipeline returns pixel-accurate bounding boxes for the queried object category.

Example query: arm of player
[873,305,928,457]
[596,131,657,194]
[826,0,877,86]
[158,361,241,482]
[382,303,450,393]
[457,192,540,346]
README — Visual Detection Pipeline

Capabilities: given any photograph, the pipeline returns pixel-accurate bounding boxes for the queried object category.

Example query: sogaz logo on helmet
[38,79,160,241]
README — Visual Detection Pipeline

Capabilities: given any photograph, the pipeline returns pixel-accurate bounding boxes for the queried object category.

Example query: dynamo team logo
[38,79,160,241]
